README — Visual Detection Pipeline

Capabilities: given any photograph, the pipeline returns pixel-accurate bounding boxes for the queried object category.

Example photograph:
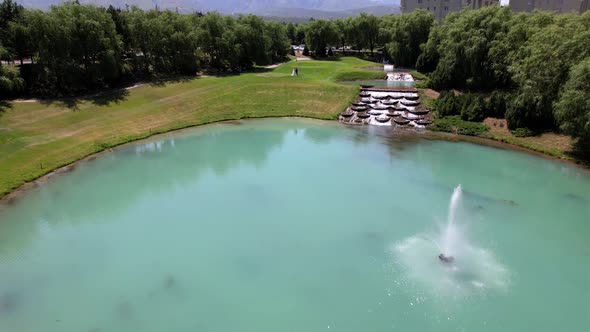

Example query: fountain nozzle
[438,253,455,264]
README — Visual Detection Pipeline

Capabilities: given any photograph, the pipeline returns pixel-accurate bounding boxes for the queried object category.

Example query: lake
[0,119,588,332]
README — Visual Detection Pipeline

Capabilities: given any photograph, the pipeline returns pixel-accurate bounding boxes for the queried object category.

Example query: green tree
[335,17,354,55]
[266,21,290,62]
[127,8,201,75]
[461,95,486,122]
[435,90,460,117]
[381,10,434,67]
[107,5,132,55]
[286,22,296,44]
[305,19,337,57]
[416,24,441,73]
[354,13,380,56]
[427,7,515,90]
[0,40,25,97]
[236,15,272,67]
[295,25,306,45]
[0,0,24,61]
[554,57,590,154]
[198,13,240,71]
[159,11,200,74]
[26,3,122,95]
[488,91,508,118]
[9,17,32,65]
[508,13,590,130]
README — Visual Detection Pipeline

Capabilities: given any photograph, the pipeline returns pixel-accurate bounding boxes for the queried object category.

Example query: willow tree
[0,0,24,61]
[26,3,122,95]
[426,7,515,90]
[198,13,240,71]
[354,13,380,56]
[305,19,337,57]
[381,10,434,67]
[507,12,590,130]
[335,17,354,55]
[554,57,590,154]
[0,42,25,97]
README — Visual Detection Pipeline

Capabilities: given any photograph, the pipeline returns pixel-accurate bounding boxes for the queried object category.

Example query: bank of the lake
[0,58,380,198]
[422,99,580,164]
[0,57,584,199]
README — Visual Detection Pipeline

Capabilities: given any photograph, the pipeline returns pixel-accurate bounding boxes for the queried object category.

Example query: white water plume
[391,185,510,299]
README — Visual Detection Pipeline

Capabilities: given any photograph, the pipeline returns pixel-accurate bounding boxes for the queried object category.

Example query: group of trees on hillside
[0,0,588,153]
[0,0,290,97]
[0,0,435,98]
[288,8,589,150]
[421,7,590,151]
[292,11,433,63]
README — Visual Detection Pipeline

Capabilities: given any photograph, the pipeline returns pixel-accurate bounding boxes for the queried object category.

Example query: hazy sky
[22,0,510,11]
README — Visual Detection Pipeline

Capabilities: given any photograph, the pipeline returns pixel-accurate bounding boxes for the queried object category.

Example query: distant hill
[20,0,401,17]
[255,5,400,19]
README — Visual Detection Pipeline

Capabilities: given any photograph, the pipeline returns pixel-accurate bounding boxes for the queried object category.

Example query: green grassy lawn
[0,57,380,197]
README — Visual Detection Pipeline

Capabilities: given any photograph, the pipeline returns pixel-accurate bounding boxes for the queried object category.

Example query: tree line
[0,0,434,98]
[276,8,590,152]
[0,1,588,152]
[420,7,590,152]
[0,0,291,97]
[285,11,434,66]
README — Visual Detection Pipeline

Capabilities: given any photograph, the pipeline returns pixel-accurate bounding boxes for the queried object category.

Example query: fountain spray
[439,185,463,264]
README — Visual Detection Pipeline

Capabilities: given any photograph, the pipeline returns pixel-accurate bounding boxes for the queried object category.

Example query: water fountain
[392,185,509,297]
[437,185,463,264]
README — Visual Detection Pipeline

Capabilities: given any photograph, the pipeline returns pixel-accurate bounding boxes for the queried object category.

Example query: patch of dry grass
[483,117,574,159]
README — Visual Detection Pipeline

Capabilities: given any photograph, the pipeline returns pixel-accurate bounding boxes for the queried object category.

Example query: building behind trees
[401,0,499,21]
[509,0,589,13]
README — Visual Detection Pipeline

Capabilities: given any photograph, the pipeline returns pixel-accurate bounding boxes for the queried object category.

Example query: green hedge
[433,90,513,122]
[430,116,489,136]
[511,127,535,137]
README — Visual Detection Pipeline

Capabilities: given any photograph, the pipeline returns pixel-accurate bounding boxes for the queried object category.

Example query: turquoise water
[0,119,589,332]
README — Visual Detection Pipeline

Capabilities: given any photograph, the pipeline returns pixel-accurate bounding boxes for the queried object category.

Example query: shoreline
[0,117,330,205]
[420,131,590,171]
[1,116,588,206]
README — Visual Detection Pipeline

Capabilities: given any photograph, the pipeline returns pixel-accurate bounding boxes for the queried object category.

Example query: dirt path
[263,57,313,69]
[264,63,288,69]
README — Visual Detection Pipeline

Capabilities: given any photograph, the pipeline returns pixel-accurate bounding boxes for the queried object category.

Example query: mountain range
[20,0,401,17]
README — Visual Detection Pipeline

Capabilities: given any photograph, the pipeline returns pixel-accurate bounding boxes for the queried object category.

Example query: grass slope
[0,57,377,197]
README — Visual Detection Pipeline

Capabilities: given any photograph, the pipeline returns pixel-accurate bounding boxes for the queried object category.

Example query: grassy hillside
[0,57,380,197]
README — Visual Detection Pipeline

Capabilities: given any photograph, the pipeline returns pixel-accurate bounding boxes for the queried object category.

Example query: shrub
[410,71,428,81]
[0,65,26,98]
[430,116,489,136]
[506,93,555,131]
[461,95,486,122]
[511,127,535,137]
[435,90,460,117]
[488,91,508,118]
[415,80,429,89]
[327,48,334,56]
[505,95,532,130]
[459,94,474,119]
